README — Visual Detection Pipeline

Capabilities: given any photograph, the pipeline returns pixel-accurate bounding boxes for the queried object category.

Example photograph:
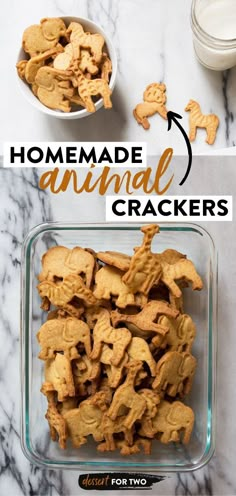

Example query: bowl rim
[20,222,217,471]
[16,16,118,119]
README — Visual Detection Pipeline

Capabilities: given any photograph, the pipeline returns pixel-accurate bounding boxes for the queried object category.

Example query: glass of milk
[191,0,236,70]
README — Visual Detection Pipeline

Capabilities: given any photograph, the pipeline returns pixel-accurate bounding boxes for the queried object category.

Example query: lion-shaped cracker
[45,392,67,449]
[139,399,194,444]
[67,22,105,63]
[133,83,167,130]
[90,308,132,366]
[152,351,197,397]
[37,317,91,360]
[41,353,75,401]
[108,361,147,429]
[22,18,66,57]
[94,266,147,308]
[138,389,161,434]
[185,99,219,145]
[37,274,97,315]
[63,391,107,447]
[122,225,162,295]
[161,258,203,298]
[38,245,95,288]
[152,314,196,352]
[72,72,112,113]
[35,66,74,112]
[111,300,179,339]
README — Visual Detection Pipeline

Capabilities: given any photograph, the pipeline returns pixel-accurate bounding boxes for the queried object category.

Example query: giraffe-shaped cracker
[108,361,147,429]
[122,225,162,295]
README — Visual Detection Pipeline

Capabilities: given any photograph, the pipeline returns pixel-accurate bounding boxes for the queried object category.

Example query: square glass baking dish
[21,222,217,471]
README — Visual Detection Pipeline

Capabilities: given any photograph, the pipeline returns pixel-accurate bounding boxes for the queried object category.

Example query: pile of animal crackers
[16,18,112,113]
[36,224,203,456]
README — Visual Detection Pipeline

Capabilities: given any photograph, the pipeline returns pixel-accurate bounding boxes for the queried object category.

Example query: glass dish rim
[21,221,217,472]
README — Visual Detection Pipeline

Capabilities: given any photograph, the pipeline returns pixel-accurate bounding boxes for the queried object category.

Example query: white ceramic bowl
[16,16,118,119]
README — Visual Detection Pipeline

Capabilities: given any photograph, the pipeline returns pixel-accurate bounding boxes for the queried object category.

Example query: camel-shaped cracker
[122,225,162,295]
[22,18,66,57]
[133,83,168,130]
[63,392,107,447]
[38,245,95,288]
[41,353,75,401]
[152,351,196,396]
[111,300,179,338]
[108,361,147,429]
[94,266,147,308]
[45,392,67,449]
[37,274,97,316]
[152,314,196,352]
[139,400,194,444]
[90,308,131,366]
[185,100,219,145]
[72,72,112,113]
[161,259,203,298]
[67,22,105,63]
[37,317,91,360]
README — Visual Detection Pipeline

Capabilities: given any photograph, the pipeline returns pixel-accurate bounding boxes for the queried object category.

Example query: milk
[198,0,236,40]
[192,0,236,70]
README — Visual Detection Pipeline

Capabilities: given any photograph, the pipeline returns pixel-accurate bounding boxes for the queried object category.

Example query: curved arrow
[167,111,192,186]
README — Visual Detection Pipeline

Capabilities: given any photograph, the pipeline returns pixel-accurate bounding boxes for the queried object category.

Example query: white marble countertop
[1,0,236,155]
[0,156,236,495]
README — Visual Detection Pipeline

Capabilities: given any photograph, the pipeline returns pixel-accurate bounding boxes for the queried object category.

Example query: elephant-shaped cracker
[67,22,105,63]
[153,314,196,352]
[161,259,203,298]
[41,353,75,401]
[139,400,194,445]
[37,317,91,360]
[111,300,179,339]
[127,337,156,376]
[152,351,197,397]
[133,83,167,130]
[38,245,95,288]
[108,361,147,429]
[35,66,74,112]
[24,47,63,84]
[45,392,67,449]
[73,73,112,113]
[94,266,147,309]
[90,308,131,366]
[63,392,107,447]
[22,18,66,57]
[122,225,162,295]
[37,274,97,315]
